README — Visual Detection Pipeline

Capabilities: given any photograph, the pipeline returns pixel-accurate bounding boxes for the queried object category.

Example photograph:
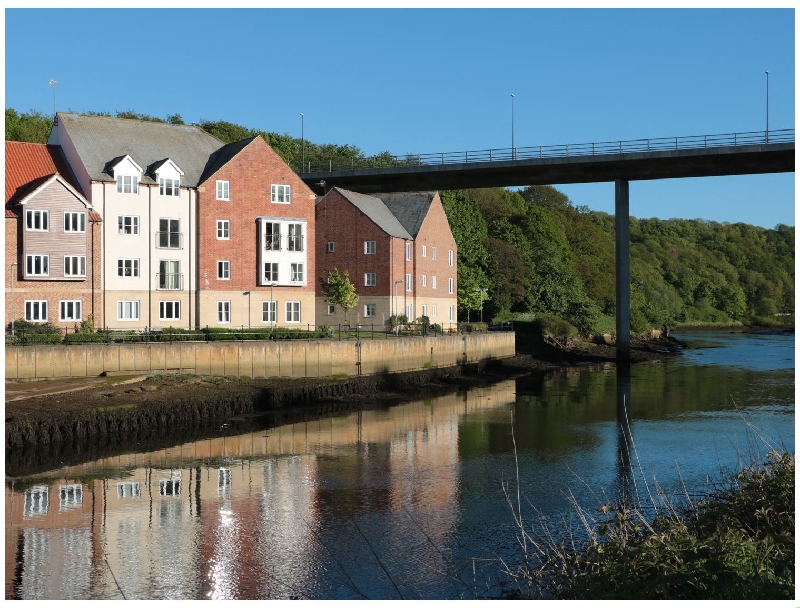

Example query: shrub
[534,315,577,339]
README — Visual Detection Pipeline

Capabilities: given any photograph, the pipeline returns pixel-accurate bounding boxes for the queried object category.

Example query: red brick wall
[414,193,457,299]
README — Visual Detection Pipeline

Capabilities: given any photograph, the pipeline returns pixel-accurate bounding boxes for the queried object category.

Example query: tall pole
[10,262,17,335]
[48,79,57,116]
[765,71,769,143]
[300,113,305,169]
[510,94,515,159]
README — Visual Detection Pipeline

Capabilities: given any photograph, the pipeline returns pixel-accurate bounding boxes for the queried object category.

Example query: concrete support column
[615,179,631,361]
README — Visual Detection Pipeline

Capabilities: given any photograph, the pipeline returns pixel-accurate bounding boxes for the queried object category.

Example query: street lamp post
[765,71,769,143]
[510,94,515,160]
[300,113,305,170]
[10,262,17,335]
[478,287,487,322]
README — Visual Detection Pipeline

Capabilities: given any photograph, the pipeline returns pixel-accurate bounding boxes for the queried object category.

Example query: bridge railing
[297,128,794,173]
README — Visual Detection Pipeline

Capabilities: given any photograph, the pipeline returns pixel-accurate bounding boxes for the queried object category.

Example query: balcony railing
[288,236,304,252]
[156,273,183,290]
[156,232,183,249]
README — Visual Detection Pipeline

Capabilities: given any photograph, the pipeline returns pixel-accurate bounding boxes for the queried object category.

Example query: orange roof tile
[5,141,79,205]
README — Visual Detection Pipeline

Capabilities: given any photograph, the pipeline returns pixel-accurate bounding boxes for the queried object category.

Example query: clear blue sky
[5,7,795,228]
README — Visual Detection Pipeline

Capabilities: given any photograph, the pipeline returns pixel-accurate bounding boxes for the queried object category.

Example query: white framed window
[449,249,454,267]
[116,174,139,194]
[217,260,230,280]
[422,245,427,257]
[118,215,139,235]
[25,210,49,231]
[327,241,336,252]
[288,223,303,251]
[422,275,427,287]
[405,242,412,261]
[216,180,230,200]
[271,184,291,204]
[262,300,277,323]
[365,272,376,287]
[406,304,412,319]
[64,256,86,277]
[405,273,412,291]
[26,254,49,276]
[59,300,82,321]
[264,262,278,283]
[432,275,438,290]
[432,247,437,260]
[25,300,48,322]
[159,177,180,197]
[449,305,455,322]
[421,304,427,317]
[448,277,454,294]
[64,212,86,233]
[364,240,376,255]
[216,220,230,240]
[327,304,335,315]
[117,300,140,321]
[285,301,300,323]
[157,219,181,249]
[264,222,281,250]
[364,304,375,317]
[158,260,181,290]
[217,301,231,323]
[159,301,180,320]
[291,263,304,283]
[118,258,139,278]
[432,304,437,317]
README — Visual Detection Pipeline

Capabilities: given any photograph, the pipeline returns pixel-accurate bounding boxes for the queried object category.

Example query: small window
[59,300,82,321]
[216,180,230,200]
[118,259,139,278]
[449,249,454,267]
[290,263,304,283]
[448,277,454,294]
[432,247,437,260]
[421,304,427,317]
[117,300,140,321]
[116,174,139,194]
[271,184,291,204]
[405,273,412,291]
[432,304,437,317]
[217,301,231,323]
[118,215,139,235]
[64,256,87,277]
[364,304,375,317]
[327,304,335,315]
[25,300,48,322]
[26,254,49,277]
[432,276,437,290]
[364,240,376,255]
[25,210,49,231]
[405,242,412,261]
[405,304,412,319]
[422,245,427,258]
[159,178,180,197]
[286,301,301,323]
[262,301,276,323]
[264,262,278,283]
[159,301,181,320]
[216,220,230,240]
[218,261,230,280]
[365,272,376,287]
[422,275,427,287]
[449,305,455,322]
[327,241,336,253]
[288,223,303,252]
[64,212,86,233]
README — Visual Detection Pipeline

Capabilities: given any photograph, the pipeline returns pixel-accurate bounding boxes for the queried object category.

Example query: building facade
[5,141,102,331]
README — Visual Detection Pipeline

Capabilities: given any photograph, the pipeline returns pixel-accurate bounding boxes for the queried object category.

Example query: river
[4,331,794,599]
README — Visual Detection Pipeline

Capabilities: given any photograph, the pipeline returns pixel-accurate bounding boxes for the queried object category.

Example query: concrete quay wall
[6,333,515,381]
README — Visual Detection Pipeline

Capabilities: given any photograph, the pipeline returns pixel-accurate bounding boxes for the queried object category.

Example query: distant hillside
[7,108,794,332]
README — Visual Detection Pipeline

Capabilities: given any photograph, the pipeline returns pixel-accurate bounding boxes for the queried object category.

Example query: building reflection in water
[5,380,517,600]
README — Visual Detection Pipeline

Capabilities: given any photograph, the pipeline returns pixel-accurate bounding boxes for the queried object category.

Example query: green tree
[319,268,359,325]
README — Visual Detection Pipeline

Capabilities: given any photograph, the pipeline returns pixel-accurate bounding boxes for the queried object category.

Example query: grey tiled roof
[54,113,226,187]
[373,192,436,238]
[331,188,413,239]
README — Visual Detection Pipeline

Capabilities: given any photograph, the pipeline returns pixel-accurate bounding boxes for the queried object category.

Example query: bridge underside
[300,143,793,194]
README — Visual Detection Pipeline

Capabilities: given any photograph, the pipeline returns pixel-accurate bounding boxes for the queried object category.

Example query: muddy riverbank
[5,335,684,477]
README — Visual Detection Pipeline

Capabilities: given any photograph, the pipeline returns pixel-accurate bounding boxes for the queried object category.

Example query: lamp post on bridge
[510,93,515,160]
[765,71,769,143]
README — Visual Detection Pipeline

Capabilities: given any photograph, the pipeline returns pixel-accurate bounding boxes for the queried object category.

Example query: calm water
[5,331,794,599]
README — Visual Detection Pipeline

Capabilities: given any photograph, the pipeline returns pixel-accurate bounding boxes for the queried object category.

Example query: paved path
[5,375,149,402]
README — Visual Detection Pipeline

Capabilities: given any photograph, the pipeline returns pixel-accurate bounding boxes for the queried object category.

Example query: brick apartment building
[5,141,102,330]
[315,188,457,328]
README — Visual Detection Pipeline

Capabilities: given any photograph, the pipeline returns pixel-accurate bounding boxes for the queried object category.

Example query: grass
[91,403,137,412]
[501,439,794,599]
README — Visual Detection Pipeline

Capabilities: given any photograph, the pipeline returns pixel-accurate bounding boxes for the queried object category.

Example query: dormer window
[159,178,180,197]
[116,175,139,194]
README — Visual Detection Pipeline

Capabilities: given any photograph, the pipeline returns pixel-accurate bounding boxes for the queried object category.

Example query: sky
[4,5,795,228]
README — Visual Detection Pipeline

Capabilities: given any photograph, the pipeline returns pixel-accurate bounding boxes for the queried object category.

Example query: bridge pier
[615,179,630,361]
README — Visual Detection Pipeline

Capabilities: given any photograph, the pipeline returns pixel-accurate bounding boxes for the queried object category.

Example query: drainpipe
[102,182,106,328]
[148,184,152,329]
[188,187,192,330]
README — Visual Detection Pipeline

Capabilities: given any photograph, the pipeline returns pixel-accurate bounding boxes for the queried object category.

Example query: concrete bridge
[299,128,795,360]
